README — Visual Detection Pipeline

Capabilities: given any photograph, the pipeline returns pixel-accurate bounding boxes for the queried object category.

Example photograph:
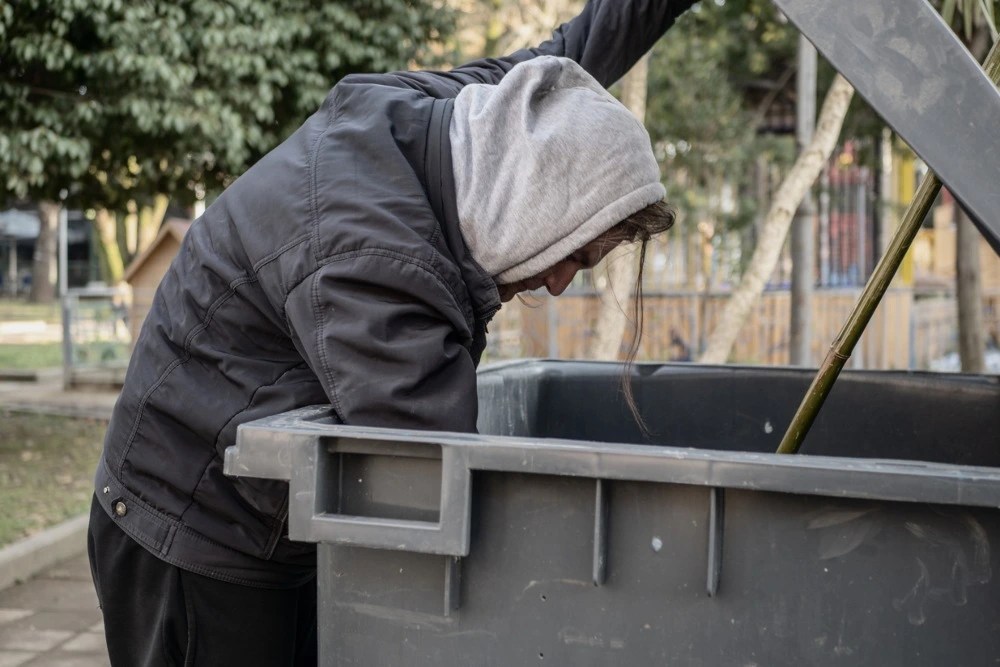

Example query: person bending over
[87,0,689,663]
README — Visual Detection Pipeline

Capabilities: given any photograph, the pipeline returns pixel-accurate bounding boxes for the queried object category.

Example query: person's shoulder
[332,72,435,98]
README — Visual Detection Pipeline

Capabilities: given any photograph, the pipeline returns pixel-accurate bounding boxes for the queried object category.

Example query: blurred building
[122,219,190,347]
[0,207,95,297]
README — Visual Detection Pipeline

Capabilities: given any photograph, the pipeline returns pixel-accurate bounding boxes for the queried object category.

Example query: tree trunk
[30,200,60,303]
[956,205,985,372]
[955,21,989,373]
[93,208,125,284]
[123,201,139,258]
[590,56,649,360]
[137,194,169,256]
[789,35,818,366]
[790,193,816,364]
[700,74,854,364]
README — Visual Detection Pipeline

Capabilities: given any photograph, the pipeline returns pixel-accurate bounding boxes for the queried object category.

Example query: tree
[30,200,59,302]
[452,0,580,60]
[939,0,996,372]
[789,36,817,366]
[640,0,803,362]
[644,0,800,236]
[699,74,854,363]
[1,0,452,283]
[957,205,986,371]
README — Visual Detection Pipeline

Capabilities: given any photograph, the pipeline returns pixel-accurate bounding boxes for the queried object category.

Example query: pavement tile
[0,381,117,421]
[42,558,91,582]
[0,513,108,665]
[22,654,110,667]
[0,613,32,627]
[52,634,104,654]
[0,651,35,667]
[0,629,72,653]
[2,613,95,635]
[0,580,99,615]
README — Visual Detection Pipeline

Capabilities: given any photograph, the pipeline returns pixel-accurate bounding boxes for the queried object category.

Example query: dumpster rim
[226,405,1000,511]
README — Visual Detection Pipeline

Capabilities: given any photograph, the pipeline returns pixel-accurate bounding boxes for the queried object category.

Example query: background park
[0,0,998,664]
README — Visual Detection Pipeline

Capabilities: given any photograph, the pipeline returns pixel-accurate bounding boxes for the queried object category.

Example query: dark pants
[87,497,317,666]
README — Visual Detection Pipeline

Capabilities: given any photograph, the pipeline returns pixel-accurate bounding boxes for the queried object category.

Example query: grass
[0,299,61,323]
[0,343,62,370]
[0,410,106,547]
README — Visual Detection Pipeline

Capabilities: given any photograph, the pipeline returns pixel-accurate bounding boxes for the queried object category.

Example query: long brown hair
[608,200,675,436]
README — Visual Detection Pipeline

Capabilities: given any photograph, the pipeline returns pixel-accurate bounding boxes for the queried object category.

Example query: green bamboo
[777,39,1000,455]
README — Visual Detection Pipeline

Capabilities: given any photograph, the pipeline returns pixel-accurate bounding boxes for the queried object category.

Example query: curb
[0,403,113,421]
[0,514,90,592]
[0,367,62,383]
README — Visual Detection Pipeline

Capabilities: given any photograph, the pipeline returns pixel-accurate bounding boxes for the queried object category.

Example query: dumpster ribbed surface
[226,360,1000,665]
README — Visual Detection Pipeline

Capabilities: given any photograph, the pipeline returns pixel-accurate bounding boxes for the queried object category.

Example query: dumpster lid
[772,0,1000,255]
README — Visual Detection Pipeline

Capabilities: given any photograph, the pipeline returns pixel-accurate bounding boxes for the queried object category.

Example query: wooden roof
[122,219,191,283]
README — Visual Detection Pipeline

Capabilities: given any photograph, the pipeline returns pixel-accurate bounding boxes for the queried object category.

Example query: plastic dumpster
[224,360,1000,665]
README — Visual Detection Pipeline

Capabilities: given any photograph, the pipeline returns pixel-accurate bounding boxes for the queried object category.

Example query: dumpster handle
[289,441,473,557]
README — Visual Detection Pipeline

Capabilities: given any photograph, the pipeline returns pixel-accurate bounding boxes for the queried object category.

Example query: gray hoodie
[450,56,666,284]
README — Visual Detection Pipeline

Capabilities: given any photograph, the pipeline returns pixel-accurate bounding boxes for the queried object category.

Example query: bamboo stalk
[776,39,1000,455]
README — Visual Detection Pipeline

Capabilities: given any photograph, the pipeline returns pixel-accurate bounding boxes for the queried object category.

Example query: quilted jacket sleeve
[284,251,479,432]
[340,0,697,96]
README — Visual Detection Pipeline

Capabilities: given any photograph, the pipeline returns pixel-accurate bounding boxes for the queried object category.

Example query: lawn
[0,343,62,369]
[0,299,61,323]
[0,410,106,547]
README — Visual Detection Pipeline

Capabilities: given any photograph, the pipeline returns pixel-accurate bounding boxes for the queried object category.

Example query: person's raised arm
[346,0,697,97]
[522,0,697,87]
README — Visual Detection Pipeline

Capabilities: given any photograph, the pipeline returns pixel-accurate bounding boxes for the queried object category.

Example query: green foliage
[0,0,453,211]
[645,0,798,232]
[941,0,999,40]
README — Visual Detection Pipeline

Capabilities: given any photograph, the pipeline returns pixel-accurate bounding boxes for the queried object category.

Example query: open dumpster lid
[772,0,1000,255]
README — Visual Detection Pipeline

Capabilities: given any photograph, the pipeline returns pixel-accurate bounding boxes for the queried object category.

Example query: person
[87,0,691,664]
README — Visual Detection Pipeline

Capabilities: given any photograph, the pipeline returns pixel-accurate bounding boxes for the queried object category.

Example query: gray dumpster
[224,360,1000,665]
[219,0,1000,659]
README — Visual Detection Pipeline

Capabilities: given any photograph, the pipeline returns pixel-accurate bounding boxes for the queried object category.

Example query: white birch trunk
[699,74,855,364]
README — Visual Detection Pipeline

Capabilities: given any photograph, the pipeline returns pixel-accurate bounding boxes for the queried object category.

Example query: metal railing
[61,285,131,388]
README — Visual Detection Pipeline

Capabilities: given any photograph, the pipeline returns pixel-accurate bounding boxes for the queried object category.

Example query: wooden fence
[485,287,997,370]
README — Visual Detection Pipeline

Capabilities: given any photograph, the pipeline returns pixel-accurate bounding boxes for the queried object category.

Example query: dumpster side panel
[228,361,1000,664]
[318,472,1000,665]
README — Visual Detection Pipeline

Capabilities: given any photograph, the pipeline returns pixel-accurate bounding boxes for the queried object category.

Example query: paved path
[0,322,62,345]
[0,370,117,666]
[0,554,108,666]
[0,381,117,421]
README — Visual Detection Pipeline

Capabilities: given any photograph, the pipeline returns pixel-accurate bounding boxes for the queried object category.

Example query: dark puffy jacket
[94,0,695,587]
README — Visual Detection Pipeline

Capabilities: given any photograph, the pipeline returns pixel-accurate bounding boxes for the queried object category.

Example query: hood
[449,56,666,285]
